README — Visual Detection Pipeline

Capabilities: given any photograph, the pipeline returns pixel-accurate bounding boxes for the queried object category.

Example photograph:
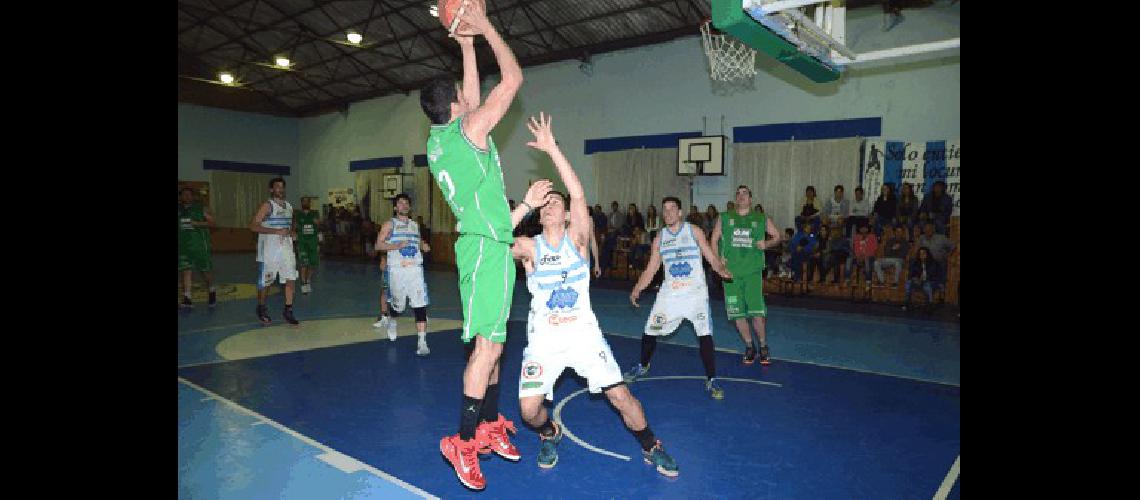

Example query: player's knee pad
[414,307,427,322]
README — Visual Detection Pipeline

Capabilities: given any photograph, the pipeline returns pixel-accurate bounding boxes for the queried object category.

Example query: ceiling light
[274,56,291,68]
[346,31,363,45]
[218,72,235,84]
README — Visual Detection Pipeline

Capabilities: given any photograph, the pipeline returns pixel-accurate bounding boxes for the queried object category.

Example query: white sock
[209,286,216,292]
[183,291,192,299]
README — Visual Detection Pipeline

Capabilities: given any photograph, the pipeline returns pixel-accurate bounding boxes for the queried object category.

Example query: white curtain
[354,169,395,223]
[209,171,277,228]
[733,138,862,233]
[592,148,692,215]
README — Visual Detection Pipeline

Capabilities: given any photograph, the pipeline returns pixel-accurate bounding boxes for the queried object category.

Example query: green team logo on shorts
[521,382,543,389]
[523,361,543,379]
[650,313,666,331]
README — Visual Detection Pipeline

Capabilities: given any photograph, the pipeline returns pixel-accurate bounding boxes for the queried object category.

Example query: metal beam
[275,0,690,100]
[294,24,700,116]
[191,0,341,56]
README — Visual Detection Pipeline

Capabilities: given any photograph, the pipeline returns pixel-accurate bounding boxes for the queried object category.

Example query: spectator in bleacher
[897,182,919,237]
[601,201,625,275]
[726,201,736,213]
[916,221,955,264]
[766,228,793,280]
[871,183,898,238]
[846,223,877,288]
[917,180,954,235]
[632,205,660,269]
[625,203,645,235]
[846,186,871,238]
[795,185,823,232]
[808,225,830,284]
[822,185,849,234]
[703,205,719,235]
[509,199,517,211]
[686,205,704,228]
[608,201,626,236]
[823,226,851,284]
[773,227,794,278]
[874,225,909,285]
[645,204,660,238]
[903,246,945,312]
[592,204,608,234]
[787,222,818,283]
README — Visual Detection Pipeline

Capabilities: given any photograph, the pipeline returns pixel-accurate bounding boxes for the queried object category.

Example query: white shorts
[518,323,623,401]
[257,256,298,289]
[644,290,712,337]
[387,265,428,312]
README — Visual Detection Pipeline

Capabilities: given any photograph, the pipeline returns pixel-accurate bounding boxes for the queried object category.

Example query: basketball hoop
[700,20,757,82]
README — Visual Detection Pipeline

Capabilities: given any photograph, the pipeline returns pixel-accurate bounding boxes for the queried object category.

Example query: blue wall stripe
[922,140,947,196]
[883,141,905,190]
[203,159,290,175]
[733,117,881,144]
[349,156,404,171]
[413,154,429,167]
[584,131,703,155]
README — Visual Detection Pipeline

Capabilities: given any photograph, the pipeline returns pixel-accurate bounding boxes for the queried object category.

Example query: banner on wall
[862,139,959,216]
[328,188,356,208]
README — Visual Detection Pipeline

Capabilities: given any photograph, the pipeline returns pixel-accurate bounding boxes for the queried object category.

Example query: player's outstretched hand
[525,112,556,153]
[594,264,602,278]
[524,179,554,210]
[630,287,642,307]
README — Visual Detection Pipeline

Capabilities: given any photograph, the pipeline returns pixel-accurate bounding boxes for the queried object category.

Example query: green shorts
[723,270,766,320]
[178,245,212,272]
[297,239,320,267]
[456,234,515,344]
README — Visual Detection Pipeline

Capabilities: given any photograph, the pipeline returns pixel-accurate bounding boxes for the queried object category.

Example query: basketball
[438,0,484,34]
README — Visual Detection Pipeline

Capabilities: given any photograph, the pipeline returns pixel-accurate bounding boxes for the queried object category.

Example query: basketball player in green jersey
[711,185,782,365]
[179,187,216,309]
[295,197,321,294]
[420,1,552,490]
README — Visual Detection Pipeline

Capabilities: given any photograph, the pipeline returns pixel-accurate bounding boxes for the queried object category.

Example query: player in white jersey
[510,113,678,477]
[627,197,732,399]
[372,193,432,356]
[248,177,299,325]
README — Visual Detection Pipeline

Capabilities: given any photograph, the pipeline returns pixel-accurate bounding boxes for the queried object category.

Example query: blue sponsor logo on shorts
[399,245,418,257]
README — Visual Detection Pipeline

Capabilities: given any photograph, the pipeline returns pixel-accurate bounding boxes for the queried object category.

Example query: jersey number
[437,171,456,203]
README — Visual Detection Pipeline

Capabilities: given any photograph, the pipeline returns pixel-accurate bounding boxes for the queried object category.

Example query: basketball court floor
[178,254,960,499]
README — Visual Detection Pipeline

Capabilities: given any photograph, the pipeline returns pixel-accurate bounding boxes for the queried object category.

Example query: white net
[700,20,757,82]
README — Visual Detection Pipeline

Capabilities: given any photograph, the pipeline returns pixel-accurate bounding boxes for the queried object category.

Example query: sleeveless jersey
[426,116,513,243]
[526,233,597,343]
[719,210,767,275]
[296,210,319,243]
[257,199,293,263]
[658,222,707,296]
[385,217,423,267]
[179,203,209,249]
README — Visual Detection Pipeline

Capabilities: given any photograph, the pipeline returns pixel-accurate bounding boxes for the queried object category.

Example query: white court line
[933,455,960,500]
[603,332,960,388]
[552,375,783,462]
[178,377,438,500]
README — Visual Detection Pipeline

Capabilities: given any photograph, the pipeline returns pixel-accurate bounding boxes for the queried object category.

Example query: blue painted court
[178,254,959,499]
